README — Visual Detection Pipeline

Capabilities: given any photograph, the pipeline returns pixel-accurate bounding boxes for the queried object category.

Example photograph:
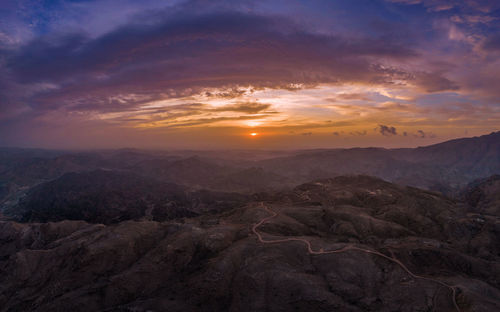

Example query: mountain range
[0,132,499,311]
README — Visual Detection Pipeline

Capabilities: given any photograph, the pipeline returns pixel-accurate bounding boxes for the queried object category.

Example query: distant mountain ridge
[257,131,500,194]
[0,131,498,212]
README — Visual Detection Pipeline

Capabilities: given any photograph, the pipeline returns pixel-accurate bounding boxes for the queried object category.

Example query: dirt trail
[252,202,460,312]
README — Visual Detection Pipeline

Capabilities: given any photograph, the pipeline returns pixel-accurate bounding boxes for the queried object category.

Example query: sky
[0,0,499,149]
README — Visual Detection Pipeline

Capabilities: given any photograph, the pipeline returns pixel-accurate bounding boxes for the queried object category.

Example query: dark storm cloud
[378,125,398,136]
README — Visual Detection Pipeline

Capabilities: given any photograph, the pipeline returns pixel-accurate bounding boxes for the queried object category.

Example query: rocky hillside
[5,170,248,224]
[463,175,500,216]
[0,176,498,311]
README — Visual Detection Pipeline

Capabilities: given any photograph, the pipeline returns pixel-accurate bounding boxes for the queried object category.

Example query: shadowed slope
[0,176,498,311]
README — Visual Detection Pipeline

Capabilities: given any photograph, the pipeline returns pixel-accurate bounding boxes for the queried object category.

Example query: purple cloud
[2,9,418,117]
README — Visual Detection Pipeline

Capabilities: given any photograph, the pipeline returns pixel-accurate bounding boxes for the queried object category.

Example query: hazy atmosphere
[1,0,499,148]
[1,1,499,312]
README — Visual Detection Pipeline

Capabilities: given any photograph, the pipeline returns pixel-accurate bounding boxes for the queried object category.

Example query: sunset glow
[0,0,498,149]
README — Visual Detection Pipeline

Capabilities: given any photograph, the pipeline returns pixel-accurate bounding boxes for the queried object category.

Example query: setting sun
[250,133,258,136]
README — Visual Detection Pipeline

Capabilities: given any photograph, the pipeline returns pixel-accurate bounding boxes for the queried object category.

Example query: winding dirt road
[252,202,460,312]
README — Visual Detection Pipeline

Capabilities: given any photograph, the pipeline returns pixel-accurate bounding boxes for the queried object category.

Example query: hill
[0,176,498,311]
[5,170,248,224]
[463,174,500,216]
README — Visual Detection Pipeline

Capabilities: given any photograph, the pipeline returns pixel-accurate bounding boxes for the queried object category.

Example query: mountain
[128,156,292,193]
[1,132,498,208]
[5,170,248,224]
[0,175,498,311]
[258,131,500,195]
[403,131,500,167]
[210,167,292,193]
[463,174,500,216]
[128,156,234,188]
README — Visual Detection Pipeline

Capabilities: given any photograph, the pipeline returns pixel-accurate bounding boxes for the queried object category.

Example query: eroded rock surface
[1,176,499,311]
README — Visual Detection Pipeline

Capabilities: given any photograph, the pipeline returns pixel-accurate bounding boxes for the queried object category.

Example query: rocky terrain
[0,133,498,311]
[464,175,500,216]
[0,175,498,311]
[6,170,248,224]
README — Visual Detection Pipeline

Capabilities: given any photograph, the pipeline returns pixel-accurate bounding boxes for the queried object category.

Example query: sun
[250,132,258,136]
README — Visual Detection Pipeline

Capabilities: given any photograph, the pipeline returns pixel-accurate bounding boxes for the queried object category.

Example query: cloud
[386,0,500,12]
[203,88,250,99]
[378,124,398,136]
[100,101,276,128]
[414,129,437,138]
[2,8,418,118]
[414,72,460,93]
[334,93,372,101]
[349,130,367,136]
[146,114,268,129]
[387,0,421,4]
[482,34,500,51]
[301,132,312,136]
[212,102,272,114]
[326,101,426,120]
[0,0,499,148]
[451,14,497,25]
[386,0,454,11]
